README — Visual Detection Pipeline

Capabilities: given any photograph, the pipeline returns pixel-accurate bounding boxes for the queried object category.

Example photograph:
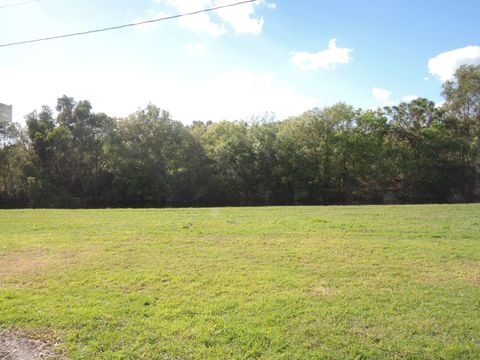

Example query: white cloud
[266,2,277,10]
[152,0,225,36]
[186,42,207,56]
[424,76,429,81]
[255,0,277,10]
[216,0,264,34]
[153,0,266,35]
[372,87,392,102]
[1,67,317,124]
[402,95,419,103]
[179,12,226,36]
[428,45,480,82]
[291,39,353,71]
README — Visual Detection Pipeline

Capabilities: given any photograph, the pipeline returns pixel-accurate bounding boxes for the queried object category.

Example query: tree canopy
[1,65,479,208]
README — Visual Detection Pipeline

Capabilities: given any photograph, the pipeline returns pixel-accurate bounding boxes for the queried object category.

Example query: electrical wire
[0,0,256,48]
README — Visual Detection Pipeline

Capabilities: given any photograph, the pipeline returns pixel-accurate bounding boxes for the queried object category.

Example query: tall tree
[200,121,256,205]
[443,65,480,199]
[0,117,28,206]
[385,98,471,202]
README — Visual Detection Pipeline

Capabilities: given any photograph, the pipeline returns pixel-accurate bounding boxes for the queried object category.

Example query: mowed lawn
[0,206,479,359]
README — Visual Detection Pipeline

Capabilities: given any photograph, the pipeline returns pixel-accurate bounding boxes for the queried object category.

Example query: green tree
[0,117,28,206]
[385,98,470,202]
[107,104,212,206]
[201,121,256,205]
[443,65,480,199]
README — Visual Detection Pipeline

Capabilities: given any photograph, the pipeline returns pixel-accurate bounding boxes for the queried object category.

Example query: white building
[0,103,13,123]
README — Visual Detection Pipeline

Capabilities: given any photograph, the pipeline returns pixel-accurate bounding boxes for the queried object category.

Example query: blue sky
[1,0,480,123]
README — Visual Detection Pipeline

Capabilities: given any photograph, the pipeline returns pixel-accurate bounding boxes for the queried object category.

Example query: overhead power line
[0,0,256,48]
[0,0,39,9]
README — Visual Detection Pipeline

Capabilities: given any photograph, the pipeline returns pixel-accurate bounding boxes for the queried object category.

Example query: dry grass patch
[0,250,87,280]
[308,285,336,297]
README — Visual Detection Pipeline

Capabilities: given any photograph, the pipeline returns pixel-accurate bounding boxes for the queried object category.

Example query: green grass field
[0,205,479,359]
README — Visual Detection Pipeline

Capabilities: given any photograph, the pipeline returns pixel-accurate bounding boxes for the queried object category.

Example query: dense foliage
[1,65,479,208]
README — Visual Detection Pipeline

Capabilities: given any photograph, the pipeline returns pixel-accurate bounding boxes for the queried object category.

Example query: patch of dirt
[0,332,56,360]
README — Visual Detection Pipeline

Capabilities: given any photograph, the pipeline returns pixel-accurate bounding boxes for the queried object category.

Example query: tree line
[1,65,479,208]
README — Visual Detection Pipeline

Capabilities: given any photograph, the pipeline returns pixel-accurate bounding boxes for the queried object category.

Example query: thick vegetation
[0,206,479,358]
[1,65,479,208]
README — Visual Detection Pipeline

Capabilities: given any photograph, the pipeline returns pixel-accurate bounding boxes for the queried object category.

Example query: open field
[0,205,479,359]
